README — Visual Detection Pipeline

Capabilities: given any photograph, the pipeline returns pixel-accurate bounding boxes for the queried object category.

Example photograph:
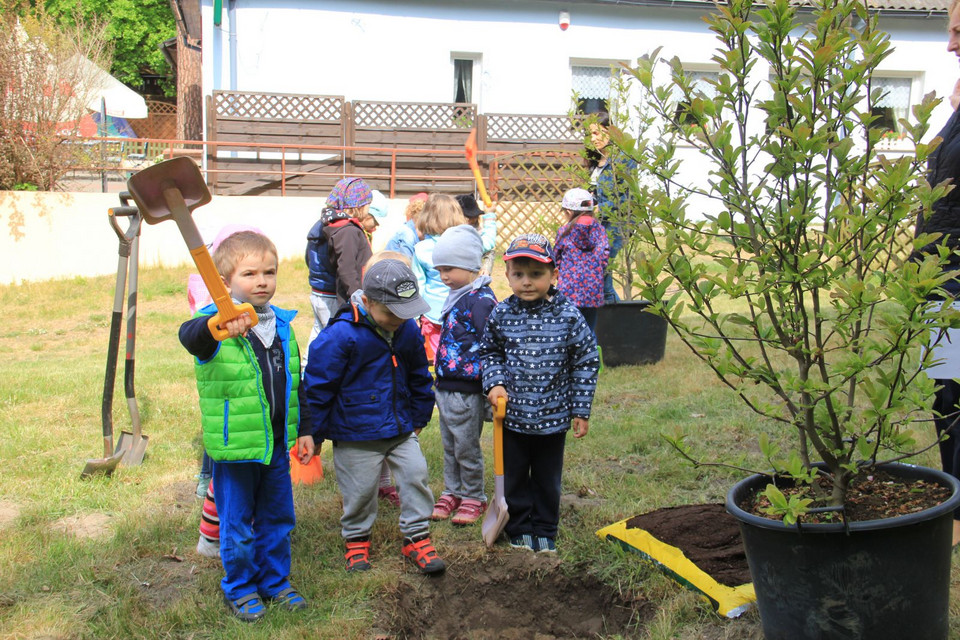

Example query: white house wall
[199,0,960,221]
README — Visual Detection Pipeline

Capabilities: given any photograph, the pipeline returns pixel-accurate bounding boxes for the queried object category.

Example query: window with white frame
[452,54,481,105]
[572,64,615,115]
[870,76,912,137]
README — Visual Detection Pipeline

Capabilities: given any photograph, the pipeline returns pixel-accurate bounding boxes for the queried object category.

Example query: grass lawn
[0,256,956,639]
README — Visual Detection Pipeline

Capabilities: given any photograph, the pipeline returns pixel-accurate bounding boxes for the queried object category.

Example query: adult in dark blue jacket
[588,112,638,304]
[916,67,960,546]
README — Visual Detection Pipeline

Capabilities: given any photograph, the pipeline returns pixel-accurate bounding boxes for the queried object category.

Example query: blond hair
[416,194,466,237]
[213,231,278,280]
[404,198,427,222]
[366,250,411,269]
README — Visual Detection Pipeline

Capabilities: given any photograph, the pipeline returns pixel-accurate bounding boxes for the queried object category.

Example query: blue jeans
[213,442,295,600]
[602,219,623,303]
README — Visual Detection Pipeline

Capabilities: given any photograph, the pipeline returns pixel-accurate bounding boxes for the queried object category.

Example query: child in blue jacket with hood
[299,257,446,575]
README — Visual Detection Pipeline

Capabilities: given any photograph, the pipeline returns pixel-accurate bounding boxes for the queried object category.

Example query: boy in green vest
[179,231,308,622]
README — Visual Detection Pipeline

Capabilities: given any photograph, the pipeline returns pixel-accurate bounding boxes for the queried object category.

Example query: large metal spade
[482,397,509,547]
[126,157,257,340]
[81,200,141,478]
[111,193,149,466]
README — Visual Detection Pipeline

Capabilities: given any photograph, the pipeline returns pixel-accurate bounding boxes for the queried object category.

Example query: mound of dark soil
[376,546,648,639]
[625,503,751,587]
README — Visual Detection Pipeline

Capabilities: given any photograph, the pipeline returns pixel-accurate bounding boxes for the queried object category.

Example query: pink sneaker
[451,498,487,526]
[430,494,461,520]
[378,485,401,507]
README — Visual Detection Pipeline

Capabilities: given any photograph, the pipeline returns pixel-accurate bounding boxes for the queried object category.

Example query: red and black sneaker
[401,532,446,574]
[344,537,371,572]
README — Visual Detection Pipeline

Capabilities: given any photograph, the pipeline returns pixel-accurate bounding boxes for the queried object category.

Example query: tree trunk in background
[170,0,202,142]
[177,43,202,142]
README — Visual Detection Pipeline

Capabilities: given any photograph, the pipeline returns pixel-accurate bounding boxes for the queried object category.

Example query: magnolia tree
[612,0,960,516]
[0,7,112,191]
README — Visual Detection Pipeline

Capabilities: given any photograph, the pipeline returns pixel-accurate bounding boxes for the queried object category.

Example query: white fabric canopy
[69,54,148,119]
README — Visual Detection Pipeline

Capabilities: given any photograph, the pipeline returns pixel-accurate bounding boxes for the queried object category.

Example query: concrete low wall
[0,191,407,285]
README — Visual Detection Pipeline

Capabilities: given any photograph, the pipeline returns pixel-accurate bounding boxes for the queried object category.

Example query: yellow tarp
[596,518,756,618]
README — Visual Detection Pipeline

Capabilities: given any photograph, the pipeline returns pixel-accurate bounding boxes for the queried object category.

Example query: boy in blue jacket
[299,258,445,574]
[480,234,600,554]
[179,231,308,622]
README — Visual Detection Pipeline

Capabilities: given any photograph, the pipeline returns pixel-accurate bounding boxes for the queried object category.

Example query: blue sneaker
[535,536,556,554]
[509,534,536,551]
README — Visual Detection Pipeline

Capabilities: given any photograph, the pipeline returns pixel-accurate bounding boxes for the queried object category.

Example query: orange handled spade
[465,128,493,209]
[482,397,509,547]
[126,157,257,341]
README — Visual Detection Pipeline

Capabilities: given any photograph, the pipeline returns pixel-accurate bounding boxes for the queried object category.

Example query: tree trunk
[170,0,202,143]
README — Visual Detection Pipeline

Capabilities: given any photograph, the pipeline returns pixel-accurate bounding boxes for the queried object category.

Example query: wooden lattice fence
[491,150,585,250]
[129,100,177,141]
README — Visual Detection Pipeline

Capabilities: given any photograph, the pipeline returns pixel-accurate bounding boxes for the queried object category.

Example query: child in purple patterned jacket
[554,188,609,331]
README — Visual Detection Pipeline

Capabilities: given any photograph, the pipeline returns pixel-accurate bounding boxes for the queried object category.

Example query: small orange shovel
[465,128,493,209]
[482,397,509,547]
[126,157,256,340]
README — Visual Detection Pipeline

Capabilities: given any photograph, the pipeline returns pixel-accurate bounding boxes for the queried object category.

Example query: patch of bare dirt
[122,554,201,610]
[375,544,649,639]
[52,512,114,539]
[0,500,20,529]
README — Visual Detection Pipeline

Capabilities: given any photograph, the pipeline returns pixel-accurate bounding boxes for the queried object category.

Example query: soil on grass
[625,503,751,587]
[375,544,649,639]
[744,469,954,524]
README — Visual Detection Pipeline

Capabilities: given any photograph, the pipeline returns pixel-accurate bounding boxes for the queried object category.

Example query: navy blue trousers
[502,429,567,539]
[212,442,295,600]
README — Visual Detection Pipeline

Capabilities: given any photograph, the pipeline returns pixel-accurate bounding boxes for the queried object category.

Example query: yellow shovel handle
[190,245,258,341]
[471,166,493,210]
[493,397,506,475]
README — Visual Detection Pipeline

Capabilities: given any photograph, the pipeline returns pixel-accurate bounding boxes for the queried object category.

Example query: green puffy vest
[194,322,300,463]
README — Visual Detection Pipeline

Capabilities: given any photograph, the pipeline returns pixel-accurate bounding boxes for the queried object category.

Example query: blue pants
[502,429,567,539]
[602,219,623,303]
[933,379,960,520]
[212,443,295,601]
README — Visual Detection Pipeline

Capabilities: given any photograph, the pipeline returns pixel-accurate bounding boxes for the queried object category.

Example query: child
[385,192,428,258]
[554,188,609,332]
[411,194,467,361]
[455,194,498,275]
[304,206,340,365]
[299,258,445,575]
[179,231,308,621]
[324,177,375,305]
[479,233,600,553]
[429,225,498,525]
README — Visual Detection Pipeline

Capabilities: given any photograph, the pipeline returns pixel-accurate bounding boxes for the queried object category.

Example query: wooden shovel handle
[189,245,258,341]
[493,397,506,476]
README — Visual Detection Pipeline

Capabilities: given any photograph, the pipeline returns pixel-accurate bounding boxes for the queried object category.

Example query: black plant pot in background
[595,300,668,366]
[726,463,960,640]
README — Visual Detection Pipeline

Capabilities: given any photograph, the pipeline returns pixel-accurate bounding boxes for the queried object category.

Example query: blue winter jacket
[479,289,600,435]
[593,152,639,224]
[305,209,351,294]
[435,279,498,394]
[302,302,435,442]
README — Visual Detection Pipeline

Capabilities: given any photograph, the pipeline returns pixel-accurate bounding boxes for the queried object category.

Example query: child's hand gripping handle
[160,183,258,341]
[189,245,258,341]
[493,397,506,476]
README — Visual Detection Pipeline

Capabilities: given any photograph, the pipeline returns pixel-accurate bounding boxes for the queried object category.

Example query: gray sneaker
[196,536,220,558]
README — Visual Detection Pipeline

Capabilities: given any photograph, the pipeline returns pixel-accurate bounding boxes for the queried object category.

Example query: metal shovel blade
[81,447,124,479]
[482,397,509,547]
[116,431,148,466]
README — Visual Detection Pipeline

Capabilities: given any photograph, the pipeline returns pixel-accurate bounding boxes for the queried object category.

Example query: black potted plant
[613,0,960,637]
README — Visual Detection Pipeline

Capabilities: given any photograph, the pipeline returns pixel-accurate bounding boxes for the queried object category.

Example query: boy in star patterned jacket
[429,225,498,526]
[479,233,599,553]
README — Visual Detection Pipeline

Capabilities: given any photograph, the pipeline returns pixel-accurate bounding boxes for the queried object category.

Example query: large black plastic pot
[595,300,668,366]
[726,463,960,640]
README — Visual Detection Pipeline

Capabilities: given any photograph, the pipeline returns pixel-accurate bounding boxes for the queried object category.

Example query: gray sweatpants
[332,432,434,540]
[435,389,487,502]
